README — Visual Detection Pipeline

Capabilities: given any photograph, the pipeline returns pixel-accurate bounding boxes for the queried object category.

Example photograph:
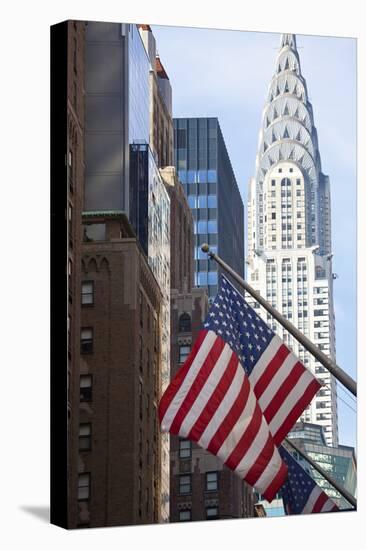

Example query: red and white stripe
[249,335,321,445]
[302,486,338,514]
[159,330,288,501]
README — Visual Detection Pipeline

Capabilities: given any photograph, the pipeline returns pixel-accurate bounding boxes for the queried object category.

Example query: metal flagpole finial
[201,243,210,254]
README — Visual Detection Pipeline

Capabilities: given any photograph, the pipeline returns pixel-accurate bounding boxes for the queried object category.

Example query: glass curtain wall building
[174,117,244,299]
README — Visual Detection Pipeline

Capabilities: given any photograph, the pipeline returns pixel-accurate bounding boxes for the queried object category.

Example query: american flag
[159,275,321,501]
[279,446,339,514]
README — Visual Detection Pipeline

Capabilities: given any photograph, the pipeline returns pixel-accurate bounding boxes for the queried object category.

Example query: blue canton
[279,446,315,514]
[203,275,274,376]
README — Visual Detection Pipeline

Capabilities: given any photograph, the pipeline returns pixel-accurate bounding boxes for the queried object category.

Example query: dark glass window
[81,328,93,353]
[206,507,219,520]
[179,510,191,521]
[177,128,187,148]
[179,313,191,333]
[80,375,92,402]
[79,423,92,451]
[179,439,192,459]
[206,472,218,491]
[179,345,191,364]
[78,473,90,501]
[179,475,191,495]
[81,281,94,305]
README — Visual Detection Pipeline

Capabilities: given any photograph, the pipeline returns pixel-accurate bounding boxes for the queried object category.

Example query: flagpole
[283,438,357,509]
[201,244,357,397]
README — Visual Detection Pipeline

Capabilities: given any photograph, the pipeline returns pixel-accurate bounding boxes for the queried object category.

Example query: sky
[152,25,357,448]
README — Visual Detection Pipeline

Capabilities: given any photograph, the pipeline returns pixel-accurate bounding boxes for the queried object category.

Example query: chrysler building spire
[247,33,338,446]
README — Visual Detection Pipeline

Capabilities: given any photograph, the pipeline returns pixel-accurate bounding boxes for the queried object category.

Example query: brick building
[66,20,86,528]
[161,166,255,523]
[77,213,164,527]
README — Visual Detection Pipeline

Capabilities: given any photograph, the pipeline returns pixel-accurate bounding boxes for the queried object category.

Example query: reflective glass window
[207,195,217,208]
[198,195,207,208]
[207,170,217,183]
[187,170,197,183]
[188,196,196,208]
[207,220,217,233]
[178,170,187,184]
[197,220,207,233]
[197,272,208,285]
[198,170,207,183]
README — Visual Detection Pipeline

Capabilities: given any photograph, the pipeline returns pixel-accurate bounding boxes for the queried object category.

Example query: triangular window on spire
[271,129,276,143]
[273,107,278,120]
[276,85,280,97]
[283,126,290,139]
[263,142,268,152]
[289,148,295,160]
[284,80,289,93]
[277,64,281,74]
[284,57,290,70]
[283,103,289,116]
[296,129,302,141]
[294,106,299,119]
[278,148,283,160]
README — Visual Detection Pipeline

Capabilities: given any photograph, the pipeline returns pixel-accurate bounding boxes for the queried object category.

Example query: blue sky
[152,25,357,448]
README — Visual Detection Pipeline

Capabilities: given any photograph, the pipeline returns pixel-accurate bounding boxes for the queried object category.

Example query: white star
[250,355,255,362]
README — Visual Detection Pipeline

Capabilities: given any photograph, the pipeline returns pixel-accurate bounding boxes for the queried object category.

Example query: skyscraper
[174,117,244,300]
[247,34,338,446]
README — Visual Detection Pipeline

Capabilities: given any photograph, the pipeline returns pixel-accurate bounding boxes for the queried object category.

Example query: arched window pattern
[179,313,191,333]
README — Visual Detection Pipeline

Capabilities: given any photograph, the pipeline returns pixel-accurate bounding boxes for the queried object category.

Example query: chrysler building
[247,34,338,446]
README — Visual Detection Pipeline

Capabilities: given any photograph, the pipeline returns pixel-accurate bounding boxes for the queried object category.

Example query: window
[179,439,192,459]
[197,271,208,285]
[179,313,191,333]
[271,213,276,219]
[81,281,94,305]
[207,195,217,208]
[188,196,196,208]
[179,510,191,522]
[208,271,218,285]
[207,220,217,233]
[78,473,90,500]
[80,375,92,401]
[81,328,93,353]
[79,424,92,451]
[179,475,191,495]
[179,345,191,364]
[206,472,218,491]
[206,507,219,519]
[207,170,217,183]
